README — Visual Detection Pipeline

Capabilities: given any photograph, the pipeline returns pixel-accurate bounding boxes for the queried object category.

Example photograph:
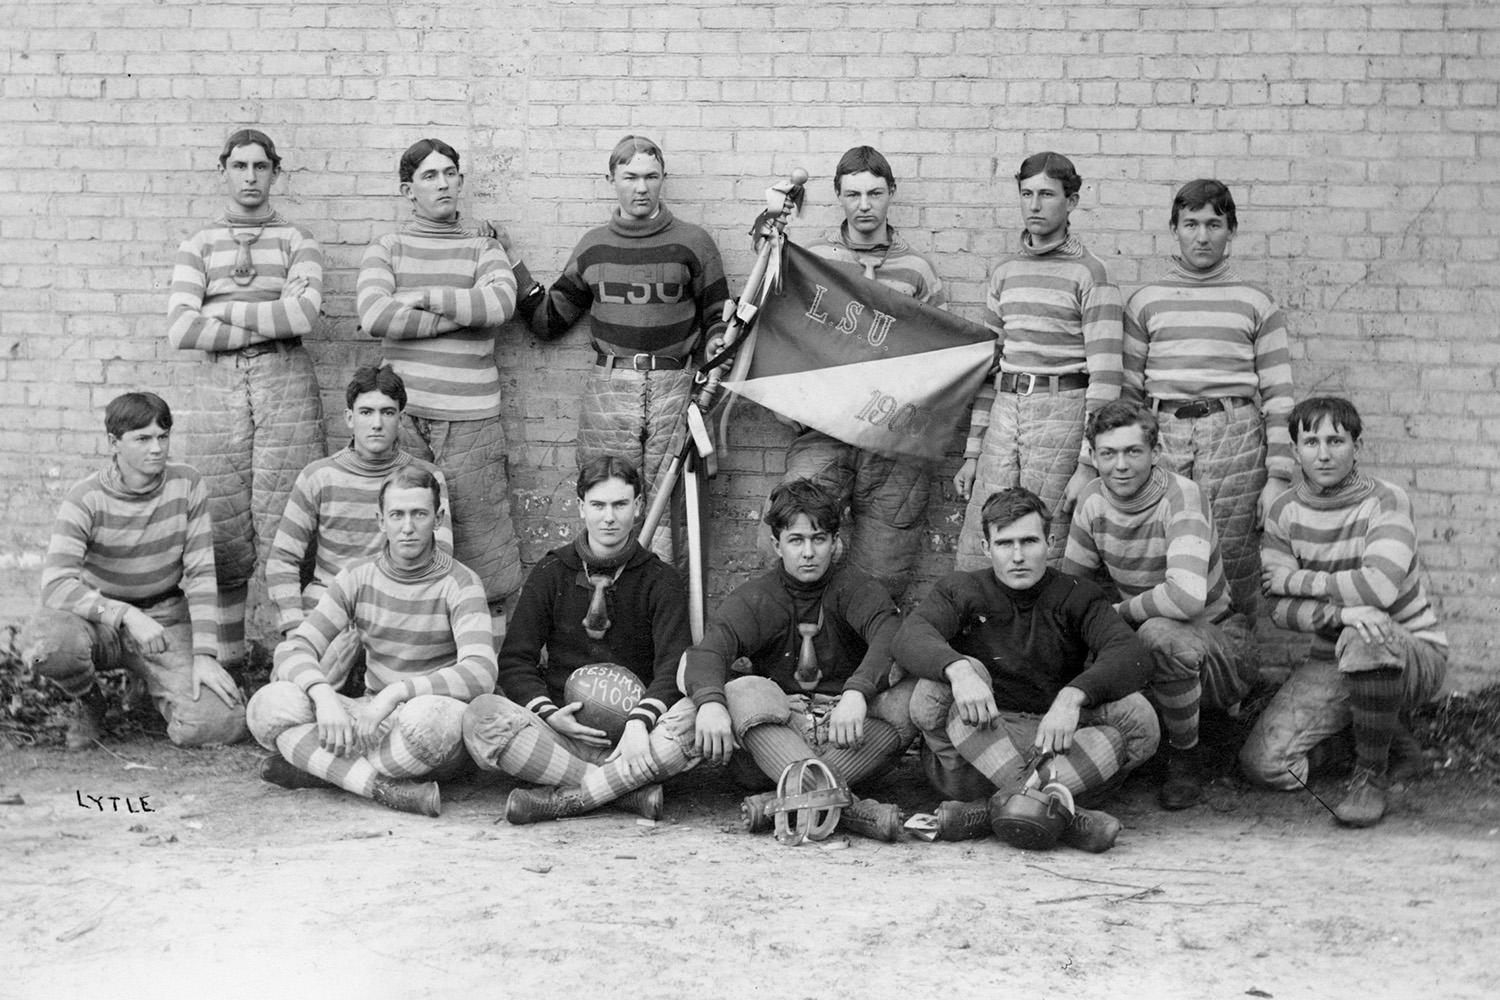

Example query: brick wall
[1,0,1495,689]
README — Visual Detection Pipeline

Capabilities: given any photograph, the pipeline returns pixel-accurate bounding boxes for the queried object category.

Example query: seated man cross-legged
[462,457,703,824]
[247,466,496,817]
[893,487,1159,852]
[681,479,918,842]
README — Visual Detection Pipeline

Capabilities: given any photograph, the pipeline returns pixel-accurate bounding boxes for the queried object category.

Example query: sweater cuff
[628,697,668,732]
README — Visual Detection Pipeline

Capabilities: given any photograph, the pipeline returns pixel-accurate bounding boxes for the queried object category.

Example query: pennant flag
[724,240,993,460]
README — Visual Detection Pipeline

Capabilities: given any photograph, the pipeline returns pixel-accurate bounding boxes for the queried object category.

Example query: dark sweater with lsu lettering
[524,206,729,359]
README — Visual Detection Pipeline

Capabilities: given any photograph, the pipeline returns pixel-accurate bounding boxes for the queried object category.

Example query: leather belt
[1153,397,1251,419]
[595,352,686,371]
[238,337,302,359]
[997,371,1089,395]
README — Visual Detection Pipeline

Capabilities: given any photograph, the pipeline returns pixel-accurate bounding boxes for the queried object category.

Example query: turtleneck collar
[574,533,636,573]
[1167,256,1236,283]
[991,566,1053,607]
[377,542,450,582]
[777,564,831,599]
[332,443,410,478]
[1019,229,1079,258]
[608,204,675,240]
[405,213,470,237]
[1296,469,1378,511]
[219,209,284,228]
[1102,466,1169,515]
[100,459,164,500]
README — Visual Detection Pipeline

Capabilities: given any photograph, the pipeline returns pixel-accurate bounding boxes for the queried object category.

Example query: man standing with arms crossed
[359,138,520,642]
[167,128,326,671]
[954,152,1123,569]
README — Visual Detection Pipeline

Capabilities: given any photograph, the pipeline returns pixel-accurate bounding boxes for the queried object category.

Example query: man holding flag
[734,147,989,603]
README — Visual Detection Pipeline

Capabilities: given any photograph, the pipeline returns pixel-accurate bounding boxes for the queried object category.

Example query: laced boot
[610,783,664,821]
[740,791,778,833]
[65,686,109,751]
[934,798,992,841]
[1060,805,1122,853]
[371,778,441,818]
[259,755,334,791]
[838,797,903,842]
[1333,766,1387,828]
[504,786,588,825]
[1158,743,1208,811]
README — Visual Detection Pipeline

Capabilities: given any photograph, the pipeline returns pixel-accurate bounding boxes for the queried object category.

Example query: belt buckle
[1016,371,1037,396]
[632,353,653,371]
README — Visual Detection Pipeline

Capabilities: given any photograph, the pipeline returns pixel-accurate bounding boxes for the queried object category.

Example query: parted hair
[1289,396,1364,443]
[345,364,407,411]
[607,135,665,176]
[1086,399,1160,449]
[1170,179,1238,233]
[980,487,1051,543]
[379,466,441,512]
[399,138,460,183]
[764,478,842,540]
[576,455,644,500]
[105,392,173,439]
[218,129,281,171]
[833,145,896,194]
[1015,151,1081,198]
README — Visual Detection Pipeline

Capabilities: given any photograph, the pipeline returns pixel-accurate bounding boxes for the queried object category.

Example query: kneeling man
[1063,400,1254,810]
[462,457,701,823]
[682,479,916,840]
[893,487,1158,851]
[1241,396,1446,827]
[22,392,247,749]
[247,467,495,817]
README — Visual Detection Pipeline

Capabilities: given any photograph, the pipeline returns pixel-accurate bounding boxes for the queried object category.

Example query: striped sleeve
[180,471,220,657]
[1121,292,1150,404]
[1060,489,1106,579]
[425,240,518,329]
[357,236,442,341]
[40,483,132,631]
[265,467,321,634]
[205,225,322,341]
[166,233,261,352]
[1260,498,1337,635]
[1287,492,1416,610]
[273,572,357,692]
[1253,303,1295,481]
[1117,487,1213,625]
[392,567,498,702]
[1080,268,1125,408]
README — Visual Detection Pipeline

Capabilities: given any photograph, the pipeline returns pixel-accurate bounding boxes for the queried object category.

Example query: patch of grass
[1413,685,1500,783]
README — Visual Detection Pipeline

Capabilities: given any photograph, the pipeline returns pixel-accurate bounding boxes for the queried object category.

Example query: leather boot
[65,686,109,751]
[838,797,903,842]
[934,798,991,841]
[610,783,664,821]
[371,778,441,818]
[259,755,335,791]
[505,786,588,825]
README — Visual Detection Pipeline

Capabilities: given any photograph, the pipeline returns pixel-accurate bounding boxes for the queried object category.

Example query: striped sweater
[1123,258,1296,481]
[804,224,947,305]
[167,210,323,353]
[530,205,729,358]
[965,231,1124,459]
[41,461,219,657]
[1062,467,1232,627]
[357,216,518,421]
[264,445,453,634]
[1261,472,1446,659]
[274,546,497,701]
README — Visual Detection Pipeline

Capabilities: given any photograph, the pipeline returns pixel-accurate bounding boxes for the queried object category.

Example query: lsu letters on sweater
[531,206,729,359]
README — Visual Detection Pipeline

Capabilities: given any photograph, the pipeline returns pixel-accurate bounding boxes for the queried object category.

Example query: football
[563,663,645,744]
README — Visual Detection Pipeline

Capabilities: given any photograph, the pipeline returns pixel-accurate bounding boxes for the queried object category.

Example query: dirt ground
[1,739,1496,1000]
